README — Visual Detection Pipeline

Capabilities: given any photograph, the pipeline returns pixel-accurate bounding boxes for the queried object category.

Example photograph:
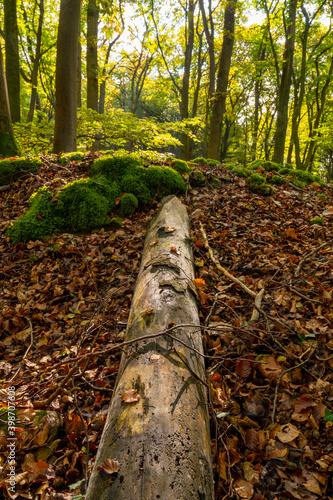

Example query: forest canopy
[0,0,333,180]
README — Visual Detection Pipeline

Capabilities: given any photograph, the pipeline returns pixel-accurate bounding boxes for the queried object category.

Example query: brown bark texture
[53,0,81,153]
[4,0,21,123]
[0,42,19,157]
[86,195,214,500]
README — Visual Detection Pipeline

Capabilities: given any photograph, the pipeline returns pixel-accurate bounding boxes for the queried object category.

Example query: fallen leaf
[277,423,300,443]
[121,389,140,403]
[234,478,254,499]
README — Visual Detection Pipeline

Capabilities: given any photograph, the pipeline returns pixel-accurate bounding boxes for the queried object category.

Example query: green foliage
[190,170,205,186]
[318,193,326,200]
[120,174,151,204]
[59,152,86,164]
[90,152,143,182]
[279,167,293,175]
[120,193,138,216]
[268,175,286,185]
[233,167,251,178]
[310,217,323,224]
[170,159,191,174]
[323,409,333,422]
[249,173,266,185]
[248,160,282,172]
[0,156,42,185]
[13,117,54,155]
[145,165,187,197]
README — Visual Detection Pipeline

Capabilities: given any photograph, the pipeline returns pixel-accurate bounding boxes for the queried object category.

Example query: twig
[250,288,265,322]
[36,360,84,407]
[295,239,333,276]
[271,348,316,423]
[199,221,256,298]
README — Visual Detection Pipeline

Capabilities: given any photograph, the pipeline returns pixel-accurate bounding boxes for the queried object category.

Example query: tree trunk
[208,0,237,160]
[87,0,99,111]
[4,0,21,123]
[86,196,214,500]
[53,0,81,154]
[0,43,19,157]
[272,0,297,164]
[27,0,44,123]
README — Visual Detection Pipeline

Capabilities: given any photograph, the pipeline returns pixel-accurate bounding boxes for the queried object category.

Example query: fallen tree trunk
[86,195,214,500]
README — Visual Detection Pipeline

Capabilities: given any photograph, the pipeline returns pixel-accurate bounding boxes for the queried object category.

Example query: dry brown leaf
[245,428,259,450]
[236,360,252,379]
[257,356,283,380]
[277,423,300,443]
[121,389,140,403]
[322,207,333,217]
[234,478,254,499]
[294,395,316,413]
[97,458,121,475]
[218,452,227,480]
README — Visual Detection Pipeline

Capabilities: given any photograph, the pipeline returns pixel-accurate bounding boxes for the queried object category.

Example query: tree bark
[86,196,214,500]
[87,0,99,111]
[53,0,81,153]
[0,43,19,157]
[272,0,297,164]
[26,0,44,123]
[208,0,237,160]
[4,0,21,123]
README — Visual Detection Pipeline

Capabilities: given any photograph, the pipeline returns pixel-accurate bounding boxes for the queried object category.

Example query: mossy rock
[210,177,221,188]
[249,183,273,195]
[268,175,286,185]
[120,193,138,216]
[279,167,293,175]
[233,167,250,178]
[120,174,151,205]
[170,159,192,174]
[248,160,282,172]
[0,156,42,186]
[206,158,221,166]
[290,179,306,189]
[90,152,143,182]
[110,217,123,228]
[249,173,266,185]
[59,152,86,164]
[190,170,205,186]
[7,177,120,242]
[192,157,207,165]
[145,165,187,197]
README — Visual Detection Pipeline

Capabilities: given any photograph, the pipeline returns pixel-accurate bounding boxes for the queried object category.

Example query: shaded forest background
[1,0,333,179]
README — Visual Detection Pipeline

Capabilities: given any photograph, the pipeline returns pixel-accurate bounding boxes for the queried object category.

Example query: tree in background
[3,0,21,123]
[53,0,81,153]
[0,42,19,156]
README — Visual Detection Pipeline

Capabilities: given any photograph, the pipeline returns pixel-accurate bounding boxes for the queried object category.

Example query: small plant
[120,193,138,216]
[318,193,326,200]
[310,217,323,224]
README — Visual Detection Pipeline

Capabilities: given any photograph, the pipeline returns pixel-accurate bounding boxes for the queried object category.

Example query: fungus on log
[86,195,214,500]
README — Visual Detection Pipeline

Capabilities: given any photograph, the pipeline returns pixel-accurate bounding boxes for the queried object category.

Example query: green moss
[318,193,326,200]
[190,170,205,186]
[268,175,286,185]
[0,156,42,185]
[249,173,266,185]
[0,130,19,158]
[55,176,120,231]
[290,179,306,189]
[206,158,221,166]
[120,193,138,216]
[110,217,123,228]
[233,167,250,178]
[90,152,143,182]
[120,174,151,205]
[7,186,61,243]
[248,173,272,195]
[170,159,191,174]
[192,157,207,165]
[310,217,323,224]
[59,152,86,164]
[248,160,282,172]
[145,165,186,197]
[279,167,293,175]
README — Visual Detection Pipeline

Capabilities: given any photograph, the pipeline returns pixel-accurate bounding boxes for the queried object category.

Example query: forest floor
[0,156,333,500]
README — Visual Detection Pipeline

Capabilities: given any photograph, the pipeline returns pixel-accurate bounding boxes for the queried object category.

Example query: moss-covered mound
[7,152,187,243]
[59,152,86,164]
[0,156,42,185]
[170,159,192,174]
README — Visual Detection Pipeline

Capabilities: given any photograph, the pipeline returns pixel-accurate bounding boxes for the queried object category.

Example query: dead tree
[86,195,214,500]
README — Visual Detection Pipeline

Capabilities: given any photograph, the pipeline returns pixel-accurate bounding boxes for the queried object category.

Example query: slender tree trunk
[4,0,21,123]
[53,0,81,153]
[85,196,214,500]
[208,0,237,160]
[0,43,19,157]
[27,0,44,122]
[87,0,99,111]
[272,0,297,164]
[180,0,195,160]
[77,41,82,108]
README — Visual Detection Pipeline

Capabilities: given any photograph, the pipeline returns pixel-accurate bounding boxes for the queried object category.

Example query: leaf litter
[0,156,332,499]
